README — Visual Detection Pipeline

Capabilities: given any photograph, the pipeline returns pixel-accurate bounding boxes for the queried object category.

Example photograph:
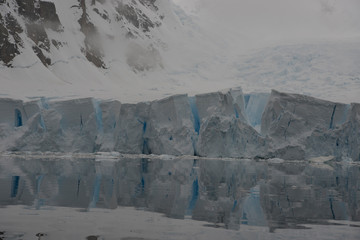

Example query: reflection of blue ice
[35,175,44,209]
[187,178,199,213]
[11,176,20,198]
[134,176,145,197]
[234,106,239,119]
[76,178,81,197]
[1,154,358,234]
[241,185,266,226]
[89,175,102,208]
[232,200,238,212]
[134,159,148,197]
[328,194,349,220]
[186,160,199,216]
[36,175,44,195]
[140,176,145,193]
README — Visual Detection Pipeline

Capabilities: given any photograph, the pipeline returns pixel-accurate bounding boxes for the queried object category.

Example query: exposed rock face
[39,1,62,31]
[5,13,23,36]
[0,0,64,66]
[15,0,39,21]
[139,0,158,11]
[26,22,51,65]
[0,89,359,161]
[0,13,23,66]
[116,1,155,32]
[78,0,105,68]
[14,0,61,28]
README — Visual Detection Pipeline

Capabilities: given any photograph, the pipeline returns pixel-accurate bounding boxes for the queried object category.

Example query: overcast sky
[172,0,360,48]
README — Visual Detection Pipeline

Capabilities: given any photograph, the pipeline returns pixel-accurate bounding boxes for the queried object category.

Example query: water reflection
[0,155,359,233]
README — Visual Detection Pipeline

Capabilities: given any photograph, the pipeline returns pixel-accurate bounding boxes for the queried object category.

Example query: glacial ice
[261,90,359,160]
[244,92,270,132]
[0,88,359,161]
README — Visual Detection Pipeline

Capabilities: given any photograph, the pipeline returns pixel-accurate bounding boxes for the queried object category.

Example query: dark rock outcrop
[116,0,158,33]
[0,0,64,66]
[1,0,164,69]
[0,13,23,66]
[15,0,39,21]
[77,0,105,68]
[39,1,62,31]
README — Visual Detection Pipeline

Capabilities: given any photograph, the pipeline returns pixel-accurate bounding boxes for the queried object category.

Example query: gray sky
[173,0,360,48]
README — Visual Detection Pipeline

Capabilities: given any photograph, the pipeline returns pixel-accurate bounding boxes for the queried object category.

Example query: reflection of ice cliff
[0,156,359,231]
[0,88,359,160]
[261,160,360,231]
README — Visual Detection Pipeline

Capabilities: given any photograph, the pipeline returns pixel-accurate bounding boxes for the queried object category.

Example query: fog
[173,0,360,49]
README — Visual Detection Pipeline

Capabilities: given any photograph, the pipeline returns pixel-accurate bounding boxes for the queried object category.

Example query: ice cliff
[261,91,359,161]
[0,88,359,161]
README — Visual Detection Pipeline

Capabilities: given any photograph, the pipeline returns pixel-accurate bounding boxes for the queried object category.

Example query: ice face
[244,93,270,132]
[194,90,246,124]
[114,102,150,154]
[261,90,349,139]
[261,90,358,160]
[97,100,121,151]
[147,94,195,155]
[0,88,359,161]
[196,116,267,158]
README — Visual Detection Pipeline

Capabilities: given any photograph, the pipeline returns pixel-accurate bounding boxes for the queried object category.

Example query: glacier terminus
[0,88,359,162]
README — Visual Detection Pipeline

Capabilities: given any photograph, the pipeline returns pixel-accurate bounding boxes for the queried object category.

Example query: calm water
[0,153,359,239]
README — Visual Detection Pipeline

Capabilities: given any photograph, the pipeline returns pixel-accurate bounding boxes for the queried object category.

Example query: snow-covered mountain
[0,0,219,101]
[1,0,178,67]
[1,0,360,103]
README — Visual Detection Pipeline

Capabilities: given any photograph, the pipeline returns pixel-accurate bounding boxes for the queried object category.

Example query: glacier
[0,88,359,161]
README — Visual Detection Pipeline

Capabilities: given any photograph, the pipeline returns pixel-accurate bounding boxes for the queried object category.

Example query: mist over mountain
[175,0,360,43]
